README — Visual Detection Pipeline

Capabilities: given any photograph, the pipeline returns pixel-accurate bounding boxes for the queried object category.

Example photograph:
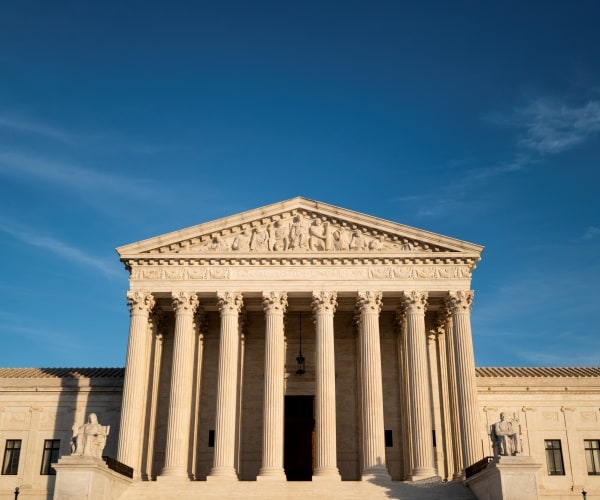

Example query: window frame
[584,439,600,476]
[40,439,61,475]
[2,439,22,476]
[544,439,565,476]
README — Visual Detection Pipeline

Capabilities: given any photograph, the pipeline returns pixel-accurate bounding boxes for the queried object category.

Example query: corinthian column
[442,306,463,480]
[258,292,287,480]
[448,290,480,470]
[118,291,155,475]
[160,292,199,479]
[401,291,436,480]
[311,291,341,480]
[356,292,390,480]
[209,292,243,480]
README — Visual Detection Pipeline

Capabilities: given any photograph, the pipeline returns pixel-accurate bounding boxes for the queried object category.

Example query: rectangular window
[208,430,215,448]
[40,439,61,475]
[2,440,21,475]
[545,439,565,475]
[385,430,393,447]
[585,439,600,475]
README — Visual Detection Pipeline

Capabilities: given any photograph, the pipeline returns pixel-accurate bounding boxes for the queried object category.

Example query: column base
[361,466,391,482]
[410,467,438,481]
[158,466,192,481]
[312,467,341,480]
[257,467,286,480]
[207,467,239,481]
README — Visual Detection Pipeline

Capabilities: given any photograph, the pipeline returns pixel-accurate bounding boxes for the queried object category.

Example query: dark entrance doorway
[284,395,314,481]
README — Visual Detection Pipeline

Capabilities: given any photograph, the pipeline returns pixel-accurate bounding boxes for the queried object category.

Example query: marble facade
[1,198,599,500]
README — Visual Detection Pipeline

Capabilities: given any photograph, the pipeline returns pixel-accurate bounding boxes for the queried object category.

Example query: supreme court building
[1,198,599,500]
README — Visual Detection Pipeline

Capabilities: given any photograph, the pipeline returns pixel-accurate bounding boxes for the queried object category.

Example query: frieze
[147,212,457,255]
[130,264,471,281]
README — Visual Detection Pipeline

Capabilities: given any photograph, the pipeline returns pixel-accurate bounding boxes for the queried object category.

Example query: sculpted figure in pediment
[289,214,309,250]
[250,226,269,252]
[232,230,250,251]
[332,227,351,251]
[309,219,333,251]
[269,220,289,251]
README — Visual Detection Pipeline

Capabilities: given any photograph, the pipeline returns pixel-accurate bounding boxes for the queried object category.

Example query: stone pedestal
[465,456,542,500]
[53,456,132,500]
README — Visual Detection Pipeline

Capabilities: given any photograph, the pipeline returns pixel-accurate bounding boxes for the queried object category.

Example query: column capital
[171,291,199,314]
[127,290,155,315]
[447,290,474,313]
[400,290,428,314]
[216,292,243,314]
[311,291,338,315]
[262,292,288,314]
[356,291,383,314]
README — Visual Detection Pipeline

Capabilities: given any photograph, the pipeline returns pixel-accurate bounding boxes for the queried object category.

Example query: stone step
[121,479,477,500]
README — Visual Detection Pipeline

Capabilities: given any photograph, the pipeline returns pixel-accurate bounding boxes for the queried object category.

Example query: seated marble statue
[71,413,110,458]
[491,412,520,457]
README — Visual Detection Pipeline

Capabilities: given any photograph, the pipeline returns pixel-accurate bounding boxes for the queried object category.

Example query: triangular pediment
[117,198,483,262]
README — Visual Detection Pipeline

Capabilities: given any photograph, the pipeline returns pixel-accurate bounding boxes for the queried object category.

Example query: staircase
[122,477,477,500]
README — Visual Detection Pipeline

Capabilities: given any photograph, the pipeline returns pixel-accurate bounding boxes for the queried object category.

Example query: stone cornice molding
[126,290,155,315]
[127,263,474,283]
[123,254,479,271]
[262,291,288,315]
[400,291,428,314]
[311,291,338,315]
[216,292,244,315]
[171,291,200,314]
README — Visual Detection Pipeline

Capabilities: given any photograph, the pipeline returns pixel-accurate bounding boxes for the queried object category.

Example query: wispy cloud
[0,217,120,277]
[583,226,600,240]
[0,151,159,199]
[499,98,600,155]
[0,115,78,145]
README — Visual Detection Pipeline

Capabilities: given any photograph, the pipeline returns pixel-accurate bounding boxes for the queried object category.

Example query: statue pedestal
[465,456,542,500]
[53,455,132,500]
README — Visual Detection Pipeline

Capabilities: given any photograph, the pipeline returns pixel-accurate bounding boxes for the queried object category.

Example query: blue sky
[0,1,598,368]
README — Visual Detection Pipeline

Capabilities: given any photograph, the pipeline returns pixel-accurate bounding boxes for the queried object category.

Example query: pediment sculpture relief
[161,213,452,255]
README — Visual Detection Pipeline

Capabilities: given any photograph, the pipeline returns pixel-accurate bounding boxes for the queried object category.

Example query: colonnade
[117,289,479,482]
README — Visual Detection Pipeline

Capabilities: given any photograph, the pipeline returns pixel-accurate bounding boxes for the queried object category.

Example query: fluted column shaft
[258,292,287,480]
[448,290,480,469]
[357,292,390,480]
[402,291,436,479]
[160,292,199,478]
[443,307,463,480]
[395,308,413,480]
[118,291,155,474]
[209,292,243,479]
[312,291,341,479]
